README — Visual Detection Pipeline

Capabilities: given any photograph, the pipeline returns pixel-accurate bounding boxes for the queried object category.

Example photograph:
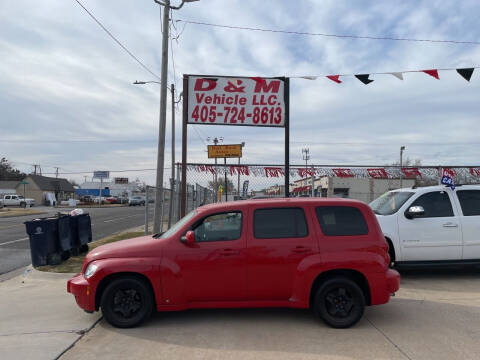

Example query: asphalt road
[0,206,154,275]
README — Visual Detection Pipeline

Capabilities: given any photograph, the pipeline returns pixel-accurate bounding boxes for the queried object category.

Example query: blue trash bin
[24,217,61,267]
[57,215,72,260]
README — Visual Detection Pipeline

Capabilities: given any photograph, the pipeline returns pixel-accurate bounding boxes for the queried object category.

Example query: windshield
[159,210,197,239]
[370,191,414,215]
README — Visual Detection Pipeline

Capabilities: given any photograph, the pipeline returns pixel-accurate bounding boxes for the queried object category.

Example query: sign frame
[181,74,290,216]
[93,171,110,179]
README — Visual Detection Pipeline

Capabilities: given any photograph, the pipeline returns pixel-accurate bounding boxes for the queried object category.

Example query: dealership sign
[208,144,242,158]
[187,76,286,127]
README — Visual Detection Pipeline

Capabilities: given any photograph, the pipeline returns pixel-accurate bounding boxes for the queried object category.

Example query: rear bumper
[67,273,96,312]
[386,268,400,294]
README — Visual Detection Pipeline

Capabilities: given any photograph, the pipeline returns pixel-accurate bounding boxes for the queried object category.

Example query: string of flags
[294,67,478,85]
[188,164,480,181]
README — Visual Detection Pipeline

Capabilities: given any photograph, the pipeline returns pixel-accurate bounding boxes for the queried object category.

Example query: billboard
[208,144,242,158]
[93,171,109,179]
[114,177,129,184]
[187,76,286,127]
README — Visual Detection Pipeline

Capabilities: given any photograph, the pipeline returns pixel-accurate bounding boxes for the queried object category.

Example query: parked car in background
[68,198,399,329]
[370,184,480,267]
[128,196,145,206]
[0,194,35,208]
[105,197,118,204]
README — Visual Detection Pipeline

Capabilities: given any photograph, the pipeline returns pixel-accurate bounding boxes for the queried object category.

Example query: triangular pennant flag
[326,75,342,84]
[389,72,404,80]
[355,74,374,85]
[422,69,439,79]
[300,76,318,80]
[456,68,474,82]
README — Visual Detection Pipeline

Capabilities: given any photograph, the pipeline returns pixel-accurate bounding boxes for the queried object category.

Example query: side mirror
[180,230,195,245]
[405,206,425,219]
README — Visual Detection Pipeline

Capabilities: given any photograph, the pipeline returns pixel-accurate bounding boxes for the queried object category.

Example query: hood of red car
[85,235,160,262]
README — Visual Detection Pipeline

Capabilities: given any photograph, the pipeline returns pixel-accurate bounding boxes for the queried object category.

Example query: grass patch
[36,231,145,274]
[0,208,45,218]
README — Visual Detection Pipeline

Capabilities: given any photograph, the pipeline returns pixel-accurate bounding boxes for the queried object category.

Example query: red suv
[68,198,399,328]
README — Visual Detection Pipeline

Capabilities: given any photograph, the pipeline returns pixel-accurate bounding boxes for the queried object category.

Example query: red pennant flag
[470,167,480,177]
[333,168,355,178]
[326,75,342,84]
[422,69,439,79]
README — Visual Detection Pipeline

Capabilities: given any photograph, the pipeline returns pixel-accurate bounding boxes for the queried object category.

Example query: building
[79,179,140,198]
[15,175,75,205]
[0,181,19,196]
[290,176,415,203]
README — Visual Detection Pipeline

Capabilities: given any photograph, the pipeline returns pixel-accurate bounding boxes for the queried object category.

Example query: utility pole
[238,142,245,199]
[83,175,88,184]
[400,146,405,189]
[207,136,223,202]
[302,148,310,189]
[152,0,198,233]
[33,164,38,175]
[54,167,59,178]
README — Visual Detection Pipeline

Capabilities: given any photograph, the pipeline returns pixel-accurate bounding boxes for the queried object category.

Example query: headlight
[84,263,98,279]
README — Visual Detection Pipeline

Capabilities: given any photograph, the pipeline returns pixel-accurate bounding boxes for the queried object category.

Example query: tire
[313,276,365,328]
[100,276,154,328]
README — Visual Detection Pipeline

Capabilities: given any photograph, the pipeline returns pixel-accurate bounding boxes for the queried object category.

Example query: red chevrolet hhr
[68,198,400,328]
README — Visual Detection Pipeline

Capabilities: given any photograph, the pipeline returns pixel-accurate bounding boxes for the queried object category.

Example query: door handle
[443,222,458,228]
[291,246,311,254]
[220,248,239,256]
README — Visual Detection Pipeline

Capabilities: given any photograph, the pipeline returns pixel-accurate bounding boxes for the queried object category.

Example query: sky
[1,0,479,186]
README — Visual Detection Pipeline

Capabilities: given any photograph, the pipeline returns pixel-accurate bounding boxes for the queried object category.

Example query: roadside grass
[0,208,45,218]
[36,231,145,274]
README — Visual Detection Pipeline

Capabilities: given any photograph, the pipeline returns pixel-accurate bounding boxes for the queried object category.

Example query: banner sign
[187,76,286,127]
[93,171,109,179]
[441,169,455,190]
[208,144,243,158]
[242,180,249,198]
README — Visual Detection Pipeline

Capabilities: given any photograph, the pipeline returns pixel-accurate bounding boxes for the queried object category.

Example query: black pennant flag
[456,68,474,82]
[355,74,374,85]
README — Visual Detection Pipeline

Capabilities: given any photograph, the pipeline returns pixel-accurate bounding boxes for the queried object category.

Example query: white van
[370,185,480,266]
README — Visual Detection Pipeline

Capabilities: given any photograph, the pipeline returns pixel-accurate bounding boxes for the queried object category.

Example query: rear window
[254,208,308,239]
[457,190,480,216]
[316,206,368,236]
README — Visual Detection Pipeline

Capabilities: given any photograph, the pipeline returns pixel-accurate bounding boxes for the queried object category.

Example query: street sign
[93,171,109,179]
[208,144,243,158]
[187,76,286,127]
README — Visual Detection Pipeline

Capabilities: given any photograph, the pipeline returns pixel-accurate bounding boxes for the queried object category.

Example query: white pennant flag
[389,72,404,80]
[300,76,318,80]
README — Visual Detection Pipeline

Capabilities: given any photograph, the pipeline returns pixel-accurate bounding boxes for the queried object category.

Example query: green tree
[0,158,25,181]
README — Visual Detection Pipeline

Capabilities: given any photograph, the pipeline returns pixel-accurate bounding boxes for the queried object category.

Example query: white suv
[370,185,480,266]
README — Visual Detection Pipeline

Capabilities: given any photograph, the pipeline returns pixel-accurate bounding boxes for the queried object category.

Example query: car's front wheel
[100,276,154,328]
[313,276,365,328]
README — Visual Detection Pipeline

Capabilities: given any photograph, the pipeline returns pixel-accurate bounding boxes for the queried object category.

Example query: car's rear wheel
[313,276,365,328]
[100,276,154,328]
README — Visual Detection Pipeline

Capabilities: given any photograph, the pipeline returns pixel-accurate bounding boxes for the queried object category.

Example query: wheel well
[95,272,156,311]
[385,237,395,262]
[310,269,371,306]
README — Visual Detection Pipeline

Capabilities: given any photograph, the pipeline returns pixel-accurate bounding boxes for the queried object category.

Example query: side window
[410,191,454,218]
[5,196,10,200]
[193,212,242,242]
[316,206,368,236]
[254,208,308,239]
[457,190,480,216]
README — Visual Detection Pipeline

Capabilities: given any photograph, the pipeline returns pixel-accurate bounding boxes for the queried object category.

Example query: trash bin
[77,214,92,253]
[69,213,92,255]
[57,215,72,260]
[24,217,61,267]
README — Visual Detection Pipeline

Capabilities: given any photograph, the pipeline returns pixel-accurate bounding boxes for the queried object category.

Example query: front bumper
[67,273,96,312]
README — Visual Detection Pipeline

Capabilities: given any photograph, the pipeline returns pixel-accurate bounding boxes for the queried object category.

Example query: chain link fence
[145,163,480,232]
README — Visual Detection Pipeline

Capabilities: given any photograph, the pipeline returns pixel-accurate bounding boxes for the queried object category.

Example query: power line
[175,19,480,45]
[72,0,161,80]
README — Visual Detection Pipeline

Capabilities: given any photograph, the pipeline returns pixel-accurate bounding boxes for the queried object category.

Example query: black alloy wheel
[314,276,365,328]
[100,277,154,328]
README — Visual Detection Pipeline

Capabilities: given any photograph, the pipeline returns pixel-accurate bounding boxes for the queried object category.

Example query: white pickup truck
[0,194,35,208]
[370,185,480,267]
